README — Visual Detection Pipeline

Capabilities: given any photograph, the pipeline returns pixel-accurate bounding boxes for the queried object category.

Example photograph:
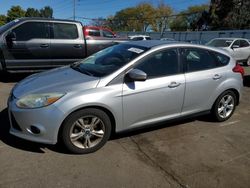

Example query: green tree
[152,1,173,36]
[110,2,156,32]
[170,4,209,31]
[169,12,188,31]
[25,8,40,17]
[7,6,26,22]
[135,3,155,32]
[208,0,250,29]
[112,7,139,31]
[0,15,7,26]
[40,6,53,18]
[209,0,234,29]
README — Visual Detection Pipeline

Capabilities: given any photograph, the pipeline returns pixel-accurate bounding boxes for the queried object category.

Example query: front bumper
[8,94,65,145]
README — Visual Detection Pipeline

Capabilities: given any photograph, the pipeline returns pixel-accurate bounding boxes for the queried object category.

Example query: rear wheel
[60,108,111,154]
[212,91,236,122]
[244,57,250,66]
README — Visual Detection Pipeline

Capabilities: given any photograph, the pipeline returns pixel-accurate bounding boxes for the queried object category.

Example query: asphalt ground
[0,67,250,188]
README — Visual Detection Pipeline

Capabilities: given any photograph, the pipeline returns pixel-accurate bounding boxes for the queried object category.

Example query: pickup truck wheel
[244,57,250,66]
[60,108,111,154]
[212,91,236,122]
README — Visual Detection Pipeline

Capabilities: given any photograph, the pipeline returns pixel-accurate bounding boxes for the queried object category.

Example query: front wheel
[60,108,112,154]
[212,91,237,122]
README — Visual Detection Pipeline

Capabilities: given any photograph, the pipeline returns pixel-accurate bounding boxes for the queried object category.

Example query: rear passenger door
[50,22,85,66]
[180,48,229,115]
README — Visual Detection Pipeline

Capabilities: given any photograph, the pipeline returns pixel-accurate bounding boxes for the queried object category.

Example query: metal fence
[118,30,250,44]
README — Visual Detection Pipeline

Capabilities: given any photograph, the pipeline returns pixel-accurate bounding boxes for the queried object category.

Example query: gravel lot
[0,67,250,188]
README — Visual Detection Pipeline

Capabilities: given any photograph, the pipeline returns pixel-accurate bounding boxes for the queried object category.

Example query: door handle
[40,44,49,48]
[168,82,181,88]
[74,44,82,48]
[213,74,222,80]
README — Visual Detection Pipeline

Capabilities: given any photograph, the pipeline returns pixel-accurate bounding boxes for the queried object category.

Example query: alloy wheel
[69,116,105,149]
[217,94,235,119]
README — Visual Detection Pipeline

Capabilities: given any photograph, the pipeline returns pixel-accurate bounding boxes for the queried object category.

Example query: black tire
[212,90,237,122]
[60,108,112,154]
[244,57,250,66]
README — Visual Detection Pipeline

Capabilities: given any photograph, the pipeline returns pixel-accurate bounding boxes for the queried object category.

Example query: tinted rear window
[87,29,100,37]
[53,23,78,39]
[211,51,230,67]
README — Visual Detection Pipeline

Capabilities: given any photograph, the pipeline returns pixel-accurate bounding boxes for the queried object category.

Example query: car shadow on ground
[243,75,250,87]
[0,72,32,83]
[0,107,215,154]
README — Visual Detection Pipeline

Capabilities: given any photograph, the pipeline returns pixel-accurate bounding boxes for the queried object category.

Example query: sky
[0,0,209,24]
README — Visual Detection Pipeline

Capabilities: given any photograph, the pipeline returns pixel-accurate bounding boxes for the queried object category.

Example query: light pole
[73,0,76,20]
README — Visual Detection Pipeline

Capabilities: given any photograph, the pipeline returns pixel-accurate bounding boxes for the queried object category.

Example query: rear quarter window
[181,48,217,72]
[210,51,230,67]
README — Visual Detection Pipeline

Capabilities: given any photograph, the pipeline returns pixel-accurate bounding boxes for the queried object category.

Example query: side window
[232,40,240,47]
[132,37,143,41]
[102,29,114,38]
[135,48,179,79]
[181,48,217,72]
[88,29,100,37]
[13,22,49,41]
[211,51,230,67]
[145,37,151,40]
[240,40,250,47]
[53,23,78,39]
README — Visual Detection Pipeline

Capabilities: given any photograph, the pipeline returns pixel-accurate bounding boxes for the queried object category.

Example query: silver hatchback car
[8,41,244,154]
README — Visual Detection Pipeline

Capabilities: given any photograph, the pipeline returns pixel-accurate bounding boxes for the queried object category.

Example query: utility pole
[73,0,76,20]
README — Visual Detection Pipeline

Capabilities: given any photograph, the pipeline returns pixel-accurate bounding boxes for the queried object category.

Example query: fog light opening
[30,125,41,135]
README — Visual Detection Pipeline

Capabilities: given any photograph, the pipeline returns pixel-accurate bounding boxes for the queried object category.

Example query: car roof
[123,40,230,56]
[84,26,114,31]
[212,38,247,41]
[128,35,150,37]
[124,40,182,48]
[17,17,82,24]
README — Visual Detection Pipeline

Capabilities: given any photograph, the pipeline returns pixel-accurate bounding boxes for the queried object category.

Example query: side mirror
[231,45,240,49]
[126,69,147,82]
[6,31,16,42]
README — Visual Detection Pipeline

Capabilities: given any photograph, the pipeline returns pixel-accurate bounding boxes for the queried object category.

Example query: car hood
[13,66,100,98]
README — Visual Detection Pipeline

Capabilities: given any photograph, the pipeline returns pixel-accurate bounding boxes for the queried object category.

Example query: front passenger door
[4,21,51,70]
[122,48,185,129]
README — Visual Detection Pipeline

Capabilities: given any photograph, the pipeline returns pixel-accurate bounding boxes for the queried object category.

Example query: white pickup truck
[206,38,250,66]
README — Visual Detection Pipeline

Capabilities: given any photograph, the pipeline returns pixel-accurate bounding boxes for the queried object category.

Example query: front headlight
[16,93,65,109]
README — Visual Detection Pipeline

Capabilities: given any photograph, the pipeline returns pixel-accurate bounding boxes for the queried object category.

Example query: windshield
[71,44,148,77]
[0,19,20,34]
[207,39,233,47]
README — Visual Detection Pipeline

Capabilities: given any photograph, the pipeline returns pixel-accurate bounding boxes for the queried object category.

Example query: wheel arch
[57,105,116,142]
[212,88,240,109]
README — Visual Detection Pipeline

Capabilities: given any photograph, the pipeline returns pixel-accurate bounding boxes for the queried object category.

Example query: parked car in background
[83,26,116,39]
[8,40,244,154]
[160,38,175,41]
[128,35,151,41]
[206,38,250,66]
[183,40,207,45]
[0,18,122,73]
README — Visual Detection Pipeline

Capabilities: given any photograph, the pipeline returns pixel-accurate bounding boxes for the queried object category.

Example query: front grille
[10,113,22,131]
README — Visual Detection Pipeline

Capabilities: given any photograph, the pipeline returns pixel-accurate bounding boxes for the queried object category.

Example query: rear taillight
[233,63,244,78]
